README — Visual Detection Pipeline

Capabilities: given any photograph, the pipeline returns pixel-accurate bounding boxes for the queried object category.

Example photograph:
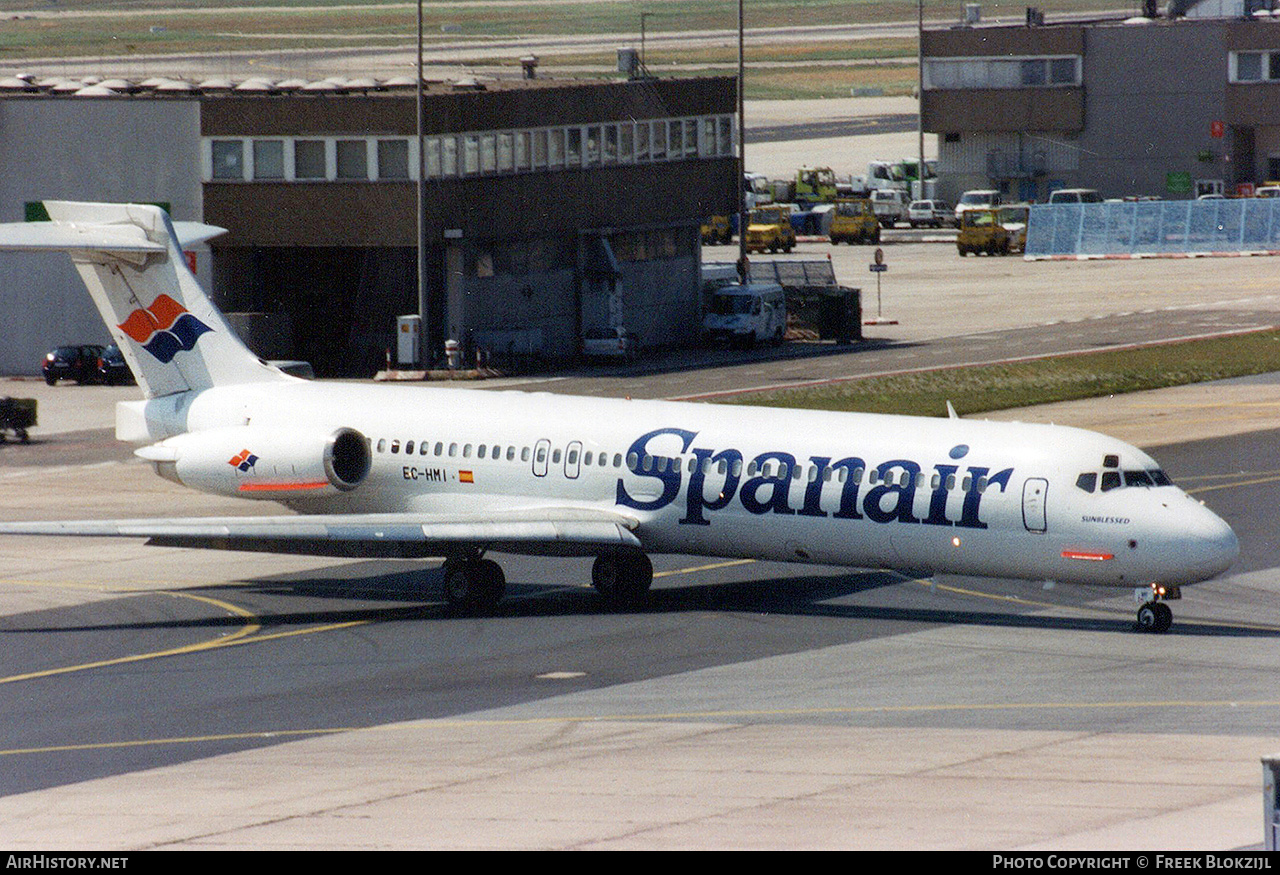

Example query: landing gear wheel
[442,558,506,614]
[592,551,653,606]
[1136,601,1173,633]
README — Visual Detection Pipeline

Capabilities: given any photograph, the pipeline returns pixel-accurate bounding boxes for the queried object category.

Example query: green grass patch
[721,330,1280,417]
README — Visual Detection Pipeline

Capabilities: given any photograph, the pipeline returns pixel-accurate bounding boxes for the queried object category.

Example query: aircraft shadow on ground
[5,563,1278,640]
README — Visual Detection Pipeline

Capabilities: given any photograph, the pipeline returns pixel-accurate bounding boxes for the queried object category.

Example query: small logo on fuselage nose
[117,294,212,363]
[229,449,258,472]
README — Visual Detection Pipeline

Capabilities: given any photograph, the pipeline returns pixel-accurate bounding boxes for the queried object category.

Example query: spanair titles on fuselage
[615,426,1011,532]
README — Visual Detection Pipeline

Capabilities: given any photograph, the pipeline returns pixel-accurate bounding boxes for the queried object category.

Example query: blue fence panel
[1025,199,1280,257]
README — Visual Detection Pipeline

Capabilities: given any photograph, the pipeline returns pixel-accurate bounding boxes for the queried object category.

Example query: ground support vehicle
[702,282,786,348]
[870,189,910,227]
[793,166,838,205]
[701,215,731,245]
[955,189,1003,224]
[581,327,637,360]
[957,208,1013,256]
[744,206,796,254]
[828,198,880,245]
[998,205,1030,254]
[0,397,35,443]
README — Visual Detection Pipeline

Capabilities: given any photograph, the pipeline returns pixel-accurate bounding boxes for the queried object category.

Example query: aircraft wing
[0,507,642,559]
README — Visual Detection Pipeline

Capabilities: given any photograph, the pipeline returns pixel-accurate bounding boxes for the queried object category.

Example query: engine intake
[139,425,371,499]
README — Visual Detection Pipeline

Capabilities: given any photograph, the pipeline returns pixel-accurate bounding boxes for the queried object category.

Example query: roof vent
[451,77,486,91]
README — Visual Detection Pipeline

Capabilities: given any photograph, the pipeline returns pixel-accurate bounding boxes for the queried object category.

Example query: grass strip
[719,329,1280,417]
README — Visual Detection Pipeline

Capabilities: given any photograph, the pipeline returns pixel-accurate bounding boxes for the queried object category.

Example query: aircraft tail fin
[0,201,289,398]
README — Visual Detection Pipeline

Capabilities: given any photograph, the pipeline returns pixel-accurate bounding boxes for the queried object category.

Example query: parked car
[1048,188,1102,204]
[907,199,954,228]
[954,189,1002,223]
[1256,186,1280,198]
[42,344,104,385]
[96,343,134,385]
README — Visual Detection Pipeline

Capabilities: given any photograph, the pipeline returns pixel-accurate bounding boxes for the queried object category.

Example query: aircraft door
[1022,477,1048,533]
[565,441,582,479]
[533,439,550,477]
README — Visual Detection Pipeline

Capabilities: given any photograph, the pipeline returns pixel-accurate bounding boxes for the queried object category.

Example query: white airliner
[0,202,1239,632]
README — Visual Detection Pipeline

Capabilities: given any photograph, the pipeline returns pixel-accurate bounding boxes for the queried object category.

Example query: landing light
[952,536,961,547]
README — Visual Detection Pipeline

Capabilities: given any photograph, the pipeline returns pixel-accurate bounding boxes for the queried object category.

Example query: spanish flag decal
[459,470,474,484]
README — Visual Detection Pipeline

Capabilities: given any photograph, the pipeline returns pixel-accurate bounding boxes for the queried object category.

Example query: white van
[870,189,910,227]
[954,189,1002,222]
[1048,188,1102,204]
[703,282,787,348]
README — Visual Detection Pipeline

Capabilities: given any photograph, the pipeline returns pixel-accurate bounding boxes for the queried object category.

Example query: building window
[294,139,327,179]
[211,140,245,180]
[1231,50,1280,83]
[924,56,1081,90]
[481,134,497,174]
[463,135,480,176]
[252,139,284,180]
[549,128,565,169]
[566,127,582,168]
[204,112,731,184]
[619,123,634,162]
[336,139,368,180]
[377,139,409,179]
[498,133,514,173]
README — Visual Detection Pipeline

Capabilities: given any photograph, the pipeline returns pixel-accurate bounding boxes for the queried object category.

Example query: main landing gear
[1134,583,1180,634]
[439,548,655,614]
[591,549,653,606]
[441,555,506,614]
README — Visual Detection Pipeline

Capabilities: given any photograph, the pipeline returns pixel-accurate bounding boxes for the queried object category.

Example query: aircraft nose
[1181,503,1238,581]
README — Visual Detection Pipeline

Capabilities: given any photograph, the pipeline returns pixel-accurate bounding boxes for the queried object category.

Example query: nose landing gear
[1134,584,1180,633]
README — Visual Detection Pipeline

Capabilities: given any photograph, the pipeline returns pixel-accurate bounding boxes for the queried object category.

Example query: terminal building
[0,74,738,376]
[921,6,1280,203]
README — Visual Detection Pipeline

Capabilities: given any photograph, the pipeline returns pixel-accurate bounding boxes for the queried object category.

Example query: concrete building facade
[922,13,1280,203]
[0,75,737,377]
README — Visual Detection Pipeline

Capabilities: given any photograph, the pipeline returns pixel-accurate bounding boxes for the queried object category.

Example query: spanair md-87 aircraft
[0,202,1239,632]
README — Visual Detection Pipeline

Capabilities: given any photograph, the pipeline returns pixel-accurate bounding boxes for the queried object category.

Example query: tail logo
[118,294,212,364]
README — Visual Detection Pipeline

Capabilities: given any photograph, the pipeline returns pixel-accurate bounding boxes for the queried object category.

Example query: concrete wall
[0,98,203,376]
[1077,23,1228,198]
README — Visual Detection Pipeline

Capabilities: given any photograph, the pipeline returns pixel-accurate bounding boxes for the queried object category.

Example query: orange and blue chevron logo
[228,449,258,472]
[117,294,212,363]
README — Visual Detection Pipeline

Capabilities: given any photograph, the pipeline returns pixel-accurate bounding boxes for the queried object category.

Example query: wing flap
[0,508,642,558]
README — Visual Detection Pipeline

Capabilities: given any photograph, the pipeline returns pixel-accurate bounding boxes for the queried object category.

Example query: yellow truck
[956,206,1026,256]
[794,166,838,204]
[701,215,731,245]
[828,198,880,245]
[744,205,797,254]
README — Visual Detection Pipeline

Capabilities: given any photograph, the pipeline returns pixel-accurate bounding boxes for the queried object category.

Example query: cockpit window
[1083,467,1173,494]
[1124,470,1155,487]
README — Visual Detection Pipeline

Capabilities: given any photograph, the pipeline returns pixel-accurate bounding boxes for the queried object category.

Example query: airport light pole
[416,0,427,368]
[737,0,747,281]
[917,0,925,201]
